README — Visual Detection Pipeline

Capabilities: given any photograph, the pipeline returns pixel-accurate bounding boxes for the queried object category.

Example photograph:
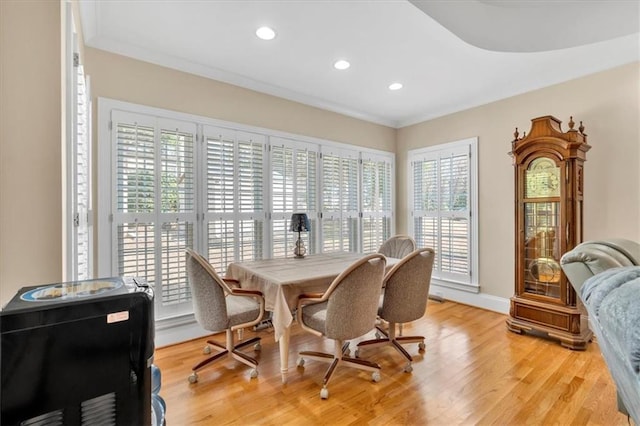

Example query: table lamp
[290,213,310,258]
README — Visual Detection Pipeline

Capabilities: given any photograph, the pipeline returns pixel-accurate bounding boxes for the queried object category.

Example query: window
[203,126,266,273]
[270,137,318,258]
[321,147,359,253]
[361,152,393,253]
[408,138,478,289]
[65,3,92,281]
[71,62,92,280]
[99,99,394,320]
[112,112,197,318]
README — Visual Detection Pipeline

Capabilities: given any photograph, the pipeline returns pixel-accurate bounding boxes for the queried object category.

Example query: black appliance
[0,277,154,426]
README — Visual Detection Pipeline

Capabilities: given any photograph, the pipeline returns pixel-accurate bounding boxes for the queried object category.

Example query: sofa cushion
[582,266,640,374]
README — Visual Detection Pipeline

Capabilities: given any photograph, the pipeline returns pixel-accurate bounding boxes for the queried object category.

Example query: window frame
[268,136,320,258]
[360,151,394,254]
[408,137,479,291]
[201,125,268,273]
[110,112,199,319]
[98,98,395,320]
[319,145,361,253]
[65,3,93,281]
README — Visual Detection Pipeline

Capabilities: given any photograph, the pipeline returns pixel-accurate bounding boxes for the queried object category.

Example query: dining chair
[356,248,435,373]
[296,253,387,399]
[377,235,417,259]
[185,249,265,383]
[377,234,417,336]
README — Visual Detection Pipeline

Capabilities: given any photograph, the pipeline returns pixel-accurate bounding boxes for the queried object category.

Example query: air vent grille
[20,410,64,426]
[81,392,117,426]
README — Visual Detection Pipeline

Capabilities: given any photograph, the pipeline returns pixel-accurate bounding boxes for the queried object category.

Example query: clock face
[525,157,561,198]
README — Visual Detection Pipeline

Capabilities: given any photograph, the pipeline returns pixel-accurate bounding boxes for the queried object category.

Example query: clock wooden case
[506,115,592,350]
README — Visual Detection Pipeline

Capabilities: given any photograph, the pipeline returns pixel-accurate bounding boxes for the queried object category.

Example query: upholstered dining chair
[356,248,435,373]
[377,235,417,259]
[377,235,417,336]
[296,253,387,399]
[185,249,265,383]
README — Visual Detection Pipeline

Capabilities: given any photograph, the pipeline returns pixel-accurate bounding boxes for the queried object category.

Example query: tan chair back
[324,253,387,340]
[380,248,435,324]
[185,249,230,332]
[378,235,417,258]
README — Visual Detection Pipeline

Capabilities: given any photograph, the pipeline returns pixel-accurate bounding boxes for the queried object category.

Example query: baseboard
[155,314,209,348]
[430,284,510,314]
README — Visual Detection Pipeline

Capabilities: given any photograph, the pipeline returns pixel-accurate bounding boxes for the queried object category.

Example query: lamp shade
[289,213,310,232]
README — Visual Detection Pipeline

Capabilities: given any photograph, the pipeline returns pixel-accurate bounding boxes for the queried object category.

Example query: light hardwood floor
[155,301,633,425]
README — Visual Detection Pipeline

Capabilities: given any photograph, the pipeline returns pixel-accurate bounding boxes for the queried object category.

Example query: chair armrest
[296,292,326,338]
[228,287,266,332]
[223,277,241,288]
[297,292,326,308]
[298,292,324,301]
[230,288,263,297]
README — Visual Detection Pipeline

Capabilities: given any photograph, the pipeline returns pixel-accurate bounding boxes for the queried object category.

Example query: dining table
[226,251,400,383]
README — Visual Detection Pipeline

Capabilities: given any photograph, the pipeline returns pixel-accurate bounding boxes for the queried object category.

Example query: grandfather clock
[506,115,592,350]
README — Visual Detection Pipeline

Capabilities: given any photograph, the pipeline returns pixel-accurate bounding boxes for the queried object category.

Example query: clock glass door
[523,157,561,299]
[524,202,561,298]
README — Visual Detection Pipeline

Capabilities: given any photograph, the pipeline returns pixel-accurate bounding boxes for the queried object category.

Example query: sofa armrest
[560,239,640,294]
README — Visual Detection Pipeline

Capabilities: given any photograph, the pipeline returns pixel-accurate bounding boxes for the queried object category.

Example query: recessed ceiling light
[389,82,403,91]
[256,26,276,41]
[334,60,351,70]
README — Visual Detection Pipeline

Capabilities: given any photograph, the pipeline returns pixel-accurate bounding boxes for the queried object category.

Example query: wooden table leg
[278,326,291,383]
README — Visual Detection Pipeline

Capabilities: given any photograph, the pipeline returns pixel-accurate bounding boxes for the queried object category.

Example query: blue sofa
[560,239,640,423]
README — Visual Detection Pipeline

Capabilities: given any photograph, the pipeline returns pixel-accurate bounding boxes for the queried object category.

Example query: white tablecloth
[226,252,398,340]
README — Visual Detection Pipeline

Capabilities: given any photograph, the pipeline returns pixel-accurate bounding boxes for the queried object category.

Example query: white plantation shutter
[203,126,266,273]
[116,119,155,213]
[111,111,197,318]
[72,63,92,280]
[66,5,93,282]
[297,147,319,253]
[204,128,236,272]
[113,112,158,289]
[270,137,319,258]
[361,153,393,254]
[271,143,294,214]
[158,121,196,309]
[99,100,397,325]
[409,139,477,286]
[439,152,469,276]
[117,222,155,282]
[321,148,359,253]
[413,157,438,269]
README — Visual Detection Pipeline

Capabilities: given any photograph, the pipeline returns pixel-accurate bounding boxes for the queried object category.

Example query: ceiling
[79,0,640,128]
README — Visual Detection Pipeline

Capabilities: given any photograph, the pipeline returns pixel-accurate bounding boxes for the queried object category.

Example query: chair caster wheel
[320,387,329,399]
[371,371,381,382]
[254,342,261,351]
[403,364,413,373]
[418,342,426,351]
[375,332,383,339]
[203,345,211,355]
[297,357,305,367]
[188,372,198,383]
[250,368,259,379]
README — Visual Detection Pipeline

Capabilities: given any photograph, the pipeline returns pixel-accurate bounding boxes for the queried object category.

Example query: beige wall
[0,1,63,306]
[397,62,640,299]
[84,48,396,152]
